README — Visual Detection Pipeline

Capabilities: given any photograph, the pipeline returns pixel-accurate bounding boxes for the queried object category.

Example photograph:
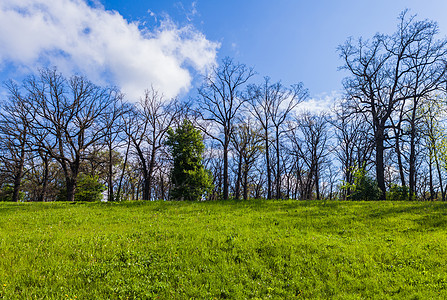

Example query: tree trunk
[294,170,299,200]
[66,176,77,202]
[135,145,149,200]
[315,168,320,200]
[243,163,249,200]
[223,132,230,200]
[108,144,114,201]
[265,128,272,200]
[286,171,290,199]
[117,139,131,201]
[235,152,242,200]
[375,131,386,200]
[147,146,157,201]
[408,130,416,200]
[394,129,406,188]
[12,137,27,202]
[142,175,150,201]
[344,161,352,200]
[275,128,281,199]
[12,172,23,202]
[428,152,435,201]
[435,153,444,201]
[135,180,140,200]
[38,153,49,202]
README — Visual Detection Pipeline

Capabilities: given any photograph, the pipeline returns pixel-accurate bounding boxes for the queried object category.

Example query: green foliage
[165,119,213,201]
[74,174,106,202]
[0,200,447,299]
[0,185,24,202]
[342,166,381,201]
[387,184,409,201]
[56,174,106,202]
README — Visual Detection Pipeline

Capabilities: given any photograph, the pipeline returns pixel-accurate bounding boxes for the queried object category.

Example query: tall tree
[124,88,181,200]
[99,96,126,201]
[288,113,330,200]
[399,16,447,199]
[165,119,212,201]
[231,118,263,200]
[0,81,34,202]
[269,81,307,199]
[247,78,274,199]
[248,77,307,199]
[332,105,374,199]
[196,57,255,200]
[22,68,120,202]
[421,97,447,201]
[338,11,447,199]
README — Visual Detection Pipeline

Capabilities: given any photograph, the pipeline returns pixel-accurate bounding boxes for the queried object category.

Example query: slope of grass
[0,200,446,299]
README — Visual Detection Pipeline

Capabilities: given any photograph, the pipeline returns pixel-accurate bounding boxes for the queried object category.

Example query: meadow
[0,200,446,299]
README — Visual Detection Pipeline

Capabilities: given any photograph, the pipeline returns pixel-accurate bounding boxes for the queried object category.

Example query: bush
[342,166,381,201]
[387,184,409,201]
[74,174,106,202]
[0,184,24,202]
[350,175,381,201]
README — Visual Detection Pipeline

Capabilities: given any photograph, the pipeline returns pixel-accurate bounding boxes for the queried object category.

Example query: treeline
[1,11,447,202]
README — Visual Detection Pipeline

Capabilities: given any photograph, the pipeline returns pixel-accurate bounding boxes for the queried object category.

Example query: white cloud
[0,0,220,100]
[297,91,341,115]
[175,1,198,22]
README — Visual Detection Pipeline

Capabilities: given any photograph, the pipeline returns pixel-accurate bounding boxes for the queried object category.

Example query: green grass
[0,200,446,299]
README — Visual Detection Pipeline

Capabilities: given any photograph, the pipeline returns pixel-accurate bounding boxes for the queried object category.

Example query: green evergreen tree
[165,119,213,201]
[74,173,106,202]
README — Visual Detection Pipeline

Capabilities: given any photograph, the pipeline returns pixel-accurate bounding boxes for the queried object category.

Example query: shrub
[74,174,106,202]
[387,184,409,201]
[0,184,24,202]
[342,166,381,201]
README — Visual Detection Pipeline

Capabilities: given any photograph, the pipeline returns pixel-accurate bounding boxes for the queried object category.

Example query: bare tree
[288,113,330,200]
[421,98,447,200]
[124,88,181,200]
[269,82,307,199]
[338,10,447,199]
[0,81,34,201]
[399,16,447,199]
[231,117,263,200]
[332,104,374,199]
[248,77,307,199]
[99,99,127,201]
[247,78,274,199]
[196,57,255,200]
[202,139,224,200]
[22,68,120,202]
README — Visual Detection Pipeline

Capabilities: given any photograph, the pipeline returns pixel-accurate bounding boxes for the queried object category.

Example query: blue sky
[1,0,447,104]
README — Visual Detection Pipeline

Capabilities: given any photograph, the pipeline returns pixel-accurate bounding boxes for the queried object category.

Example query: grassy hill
[0,200,446,299]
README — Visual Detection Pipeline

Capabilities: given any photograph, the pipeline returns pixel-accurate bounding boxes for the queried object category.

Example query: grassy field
[0,200,446,299]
